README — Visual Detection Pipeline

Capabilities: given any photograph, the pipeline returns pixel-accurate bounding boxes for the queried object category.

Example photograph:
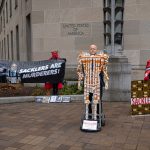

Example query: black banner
[0,63,7,83]
[0,59,66,83]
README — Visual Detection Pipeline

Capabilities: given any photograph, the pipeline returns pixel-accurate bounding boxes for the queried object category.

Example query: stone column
[103,56,131,101]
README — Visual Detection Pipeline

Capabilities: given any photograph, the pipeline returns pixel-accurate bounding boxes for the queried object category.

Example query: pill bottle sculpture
[8,63,20,84]
[77,51,109,131]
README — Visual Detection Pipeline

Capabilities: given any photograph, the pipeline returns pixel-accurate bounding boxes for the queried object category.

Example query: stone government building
[0,0,150,80]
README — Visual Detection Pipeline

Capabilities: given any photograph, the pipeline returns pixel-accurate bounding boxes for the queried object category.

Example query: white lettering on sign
[22,69,60,79]
[19,65,49,73]
[50,63,62,69]
[63,23,89,28]
[131,97,150,105]
[62,23,90,36]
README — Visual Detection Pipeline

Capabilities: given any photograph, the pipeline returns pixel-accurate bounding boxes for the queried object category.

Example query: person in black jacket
[44,51,63,95]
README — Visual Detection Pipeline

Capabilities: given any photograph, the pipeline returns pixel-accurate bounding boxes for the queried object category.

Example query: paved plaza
[0,101,149,150]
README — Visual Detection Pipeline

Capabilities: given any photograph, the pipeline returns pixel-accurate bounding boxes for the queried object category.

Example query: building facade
[0,0,32,61]
[0,0,150,80]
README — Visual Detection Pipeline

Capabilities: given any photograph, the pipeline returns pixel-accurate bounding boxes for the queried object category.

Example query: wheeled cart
[80,94,105,132]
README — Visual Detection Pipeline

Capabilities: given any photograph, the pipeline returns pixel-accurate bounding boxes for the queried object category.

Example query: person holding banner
[45,50,63,95]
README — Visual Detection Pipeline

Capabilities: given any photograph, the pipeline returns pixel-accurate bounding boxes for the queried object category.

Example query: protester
[144,59,150,80]
[44,50,63,95]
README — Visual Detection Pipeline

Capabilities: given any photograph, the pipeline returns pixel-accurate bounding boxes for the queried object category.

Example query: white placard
[56,96,63,102]
[82,120,97,130]
[35,96,71,103]
[35,96,43,102]
[42,97,50,103]
[62,96,71,102]
[50,96,58,102]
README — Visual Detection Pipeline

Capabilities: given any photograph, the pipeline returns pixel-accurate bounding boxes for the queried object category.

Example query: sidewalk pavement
[0,101,149,150]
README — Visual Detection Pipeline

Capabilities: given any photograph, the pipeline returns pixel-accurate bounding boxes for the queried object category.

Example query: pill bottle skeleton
[77,46,109,121]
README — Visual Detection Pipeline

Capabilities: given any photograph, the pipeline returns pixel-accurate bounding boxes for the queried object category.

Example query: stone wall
[31,0,104,66]
[0,0,32,61]
[124,0,150,80]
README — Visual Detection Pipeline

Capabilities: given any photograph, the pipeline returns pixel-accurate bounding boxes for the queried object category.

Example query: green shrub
[31,82,84,96]
[59,83,83,95]
[31,87,46,96]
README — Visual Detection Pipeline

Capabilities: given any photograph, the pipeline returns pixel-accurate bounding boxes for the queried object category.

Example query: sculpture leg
[92,103,97,120]
[88,93,93,119]
[85,104,89,120]
[85,93,90,120]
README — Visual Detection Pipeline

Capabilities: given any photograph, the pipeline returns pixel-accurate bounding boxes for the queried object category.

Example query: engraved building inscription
[61,23,91,36]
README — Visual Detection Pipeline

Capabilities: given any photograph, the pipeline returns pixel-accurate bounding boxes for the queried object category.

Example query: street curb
[0,95,84,104]
[0,96,35,104]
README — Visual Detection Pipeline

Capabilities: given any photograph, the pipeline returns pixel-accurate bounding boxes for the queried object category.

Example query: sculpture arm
[77,59,84,89]
[102,54,109,89]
